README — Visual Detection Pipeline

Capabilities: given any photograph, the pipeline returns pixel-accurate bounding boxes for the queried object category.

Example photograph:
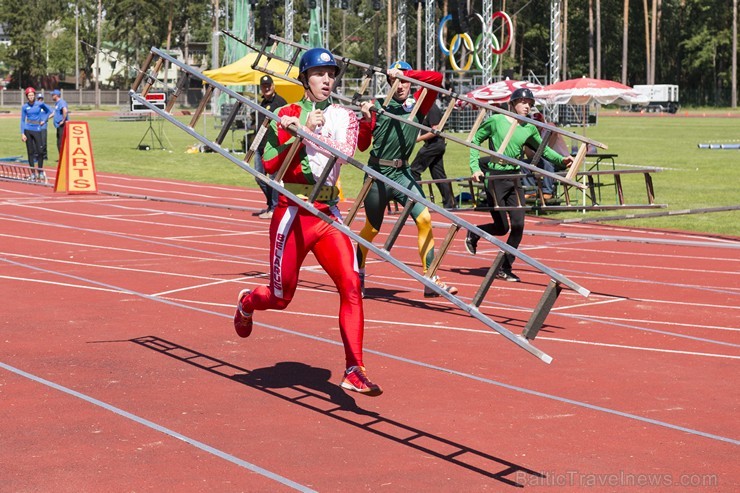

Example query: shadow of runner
[131,335,545,486]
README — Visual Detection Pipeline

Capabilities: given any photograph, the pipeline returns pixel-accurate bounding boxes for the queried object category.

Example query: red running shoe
[233,289,253,338]
[341,366,383,396]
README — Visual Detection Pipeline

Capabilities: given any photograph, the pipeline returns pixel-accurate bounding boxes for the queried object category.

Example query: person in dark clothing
[409,98,456,209]
[253,75,287,219]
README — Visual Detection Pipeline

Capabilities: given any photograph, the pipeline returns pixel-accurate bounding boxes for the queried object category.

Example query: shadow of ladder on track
[129,45,594,365]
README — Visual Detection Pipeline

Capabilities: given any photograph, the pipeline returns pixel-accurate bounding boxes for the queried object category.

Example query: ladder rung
[132,52,155,92]
[352,70,374,104]
[215,101,244,146]
[615,174,625,204]
[529,129,552,167]
[308,157,338,203]
[496,117,518,156]
[645,173,655,204]
[566,143,588,182]
[344,177,375,226]
[466,108,488,142]
[383,200,416,252]
[438,99,456,131]
[274,137,303,182]
[141,58,164,97]
[522,280,562,340]
[383,79,401,107]
[245,119,271,164]
[189,85,214,128]
[426,223,461,278]
[471,252,506,307]
[165,73,189,113]
[407,87,427,122]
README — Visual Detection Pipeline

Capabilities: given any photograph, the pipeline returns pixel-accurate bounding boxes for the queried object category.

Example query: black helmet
[509,88,535,103]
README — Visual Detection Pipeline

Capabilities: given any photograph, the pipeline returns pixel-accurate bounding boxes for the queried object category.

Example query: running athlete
[20,87,52,181]
[233,48,382,397]
[465,88,573,282]
[356,61,457,298]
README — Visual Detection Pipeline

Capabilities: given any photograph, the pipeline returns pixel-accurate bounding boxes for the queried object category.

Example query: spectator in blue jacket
[20,87,52,181]
[50,89,69,152]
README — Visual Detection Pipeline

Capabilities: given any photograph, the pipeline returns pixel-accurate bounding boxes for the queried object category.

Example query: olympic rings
[472,13,499,72]
[438,15,460,56]
[438,11,512,73]
[448,33,474,72]
[490,11,513,55]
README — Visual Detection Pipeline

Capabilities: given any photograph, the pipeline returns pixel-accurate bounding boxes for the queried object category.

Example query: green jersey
[468,114,565,174]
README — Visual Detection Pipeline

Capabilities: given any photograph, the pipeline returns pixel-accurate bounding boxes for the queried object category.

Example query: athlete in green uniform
[356,61,457,298]
[466,88,573,282]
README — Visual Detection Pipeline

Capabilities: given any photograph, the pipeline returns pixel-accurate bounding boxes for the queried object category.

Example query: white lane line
[540,337,740,359]
[553,297,627,310]
[0,362,316,493]
[566,314,740,332]
[3,252,260,282]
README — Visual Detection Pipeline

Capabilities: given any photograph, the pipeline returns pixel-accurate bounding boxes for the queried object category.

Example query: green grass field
[2,108,738,237]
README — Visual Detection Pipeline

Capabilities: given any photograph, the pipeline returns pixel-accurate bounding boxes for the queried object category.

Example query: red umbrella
[460,79,543,107]
[535,77,648,105]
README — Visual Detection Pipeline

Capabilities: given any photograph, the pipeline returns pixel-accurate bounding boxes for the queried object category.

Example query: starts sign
[53,121,99,194]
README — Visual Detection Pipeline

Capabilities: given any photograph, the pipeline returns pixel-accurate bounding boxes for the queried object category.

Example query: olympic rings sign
[438,11,513,73]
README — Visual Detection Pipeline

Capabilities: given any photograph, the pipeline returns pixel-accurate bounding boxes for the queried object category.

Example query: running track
[1,172,738,491]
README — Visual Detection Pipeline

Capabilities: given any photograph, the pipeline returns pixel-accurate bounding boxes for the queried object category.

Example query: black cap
[260,75,273,86]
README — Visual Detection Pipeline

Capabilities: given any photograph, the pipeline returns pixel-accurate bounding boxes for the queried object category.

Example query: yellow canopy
[203,53,304,103]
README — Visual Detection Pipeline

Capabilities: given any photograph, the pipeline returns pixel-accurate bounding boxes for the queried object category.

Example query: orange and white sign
[54,121,99,194]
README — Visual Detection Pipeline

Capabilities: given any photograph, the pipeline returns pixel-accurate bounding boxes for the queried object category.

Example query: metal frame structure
[397,0,407,63]
[547,0,562,122]
[424,0,435,71]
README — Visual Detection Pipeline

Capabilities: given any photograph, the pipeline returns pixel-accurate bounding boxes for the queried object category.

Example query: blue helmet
[389,60,412,71]
[299,48,339,75]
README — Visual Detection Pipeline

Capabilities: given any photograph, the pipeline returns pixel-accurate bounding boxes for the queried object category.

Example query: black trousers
[24,130,44,169]
[477,171,526,271]
[56,123,66,152]
[410,143,455,209]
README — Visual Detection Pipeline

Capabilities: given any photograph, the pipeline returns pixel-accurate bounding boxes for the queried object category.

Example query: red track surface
[1,172,738,492]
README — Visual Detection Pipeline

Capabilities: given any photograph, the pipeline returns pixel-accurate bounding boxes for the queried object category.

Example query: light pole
[95,0,102,109]
[75,2,79,90]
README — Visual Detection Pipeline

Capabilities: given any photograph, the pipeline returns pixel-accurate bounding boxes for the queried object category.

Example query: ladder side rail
[138,49,591,296]
[130,90,555,363]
